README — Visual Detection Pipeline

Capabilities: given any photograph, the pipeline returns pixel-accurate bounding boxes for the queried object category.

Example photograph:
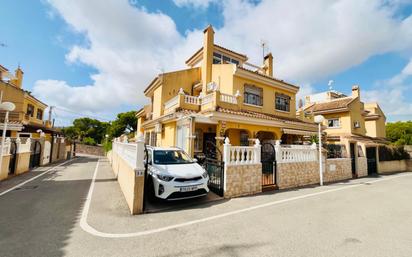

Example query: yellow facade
[137,25,318,156]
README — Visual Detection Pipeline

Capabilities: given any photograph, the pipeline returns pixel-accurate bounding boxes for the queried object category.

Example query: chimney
[11,66,24,88]
[263,53,273,77]
[352,85,360,98]
[201,25,214,93]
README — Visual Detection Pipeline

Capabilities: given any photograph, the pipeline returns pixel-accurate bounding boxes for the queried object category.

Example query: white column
[223,137,231,164]
[135,133,145,176]
[254,138,261,164]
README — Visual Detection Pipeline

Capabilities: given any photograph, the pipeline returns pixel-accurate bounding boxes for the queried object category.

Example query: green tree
[62,117,109,144]
[108,111,137,138]
[386,121,412,145]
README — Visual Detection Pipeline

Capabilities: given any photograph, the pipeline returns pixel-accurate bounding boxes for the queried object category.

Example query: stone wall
[278,159,353,189]
[324,158,352,182]
[357,157,368,177]
[378,160,408,174]
[277,161,319,189]
[224,164,262,198]
[75,143,105,156]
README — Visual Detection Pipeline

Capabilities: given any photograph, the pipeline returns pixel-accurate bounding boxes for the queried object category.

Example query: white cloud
[173,0,217,9]
[33,0,412,121]
[363,58,412,119]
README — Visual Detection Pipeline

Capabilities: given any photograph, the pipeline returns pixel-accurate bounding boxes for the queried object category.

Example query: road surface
[1,156,411,257]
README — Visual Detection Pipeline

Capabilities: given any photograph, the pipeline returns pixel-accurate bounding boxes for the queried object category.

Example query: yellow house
[0,64,54,139]
[137,25,318,157]
[302,85,387,176]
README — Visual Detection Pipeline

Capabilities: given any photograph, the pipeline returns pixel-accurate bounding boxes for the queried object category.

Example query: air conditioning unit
[354,121,361,128]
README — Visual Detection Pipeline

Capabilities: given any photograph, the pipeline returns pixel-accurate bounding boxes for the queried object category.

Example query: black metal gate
[261,143,276,187]
[8,140,17,175]
[366,147,377,175]
[202,141,224,196]
[29,140,41,169]
[350,143,356,177]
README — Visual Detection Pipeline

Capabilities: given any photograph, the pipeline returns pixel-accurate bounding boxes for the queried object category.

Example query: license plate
[180,186,198,192]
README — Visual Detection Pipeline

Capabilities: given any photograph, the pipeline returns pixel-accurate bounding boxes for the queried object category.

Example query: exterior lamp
[314,115,325,186]
[0,102,16,175]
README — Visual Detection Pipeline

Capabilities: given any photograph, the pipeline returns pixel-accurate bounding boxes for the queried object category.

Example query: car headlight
[157,174,174,182]
[202,171,208,179]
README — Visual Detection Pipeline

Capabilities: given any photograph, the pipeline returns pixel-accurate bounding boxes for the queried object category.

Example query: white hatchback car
[145,146,209,200]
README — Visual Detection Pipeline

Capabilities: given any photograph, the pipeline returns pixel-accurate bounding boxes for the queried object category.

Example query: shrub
[378,146,410,161]
[83,137,97,146]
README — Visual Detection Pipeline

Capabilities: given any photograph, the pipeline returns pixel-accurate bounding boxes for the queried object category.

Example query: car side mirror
[193,158,198,163]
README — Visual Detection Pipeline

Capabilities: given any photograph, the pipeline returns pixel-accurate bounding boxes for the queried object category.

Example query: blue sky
[1,0,412,125]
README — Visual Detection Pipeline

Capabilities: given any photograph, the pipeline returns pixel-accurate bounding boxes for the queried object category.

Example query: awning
[282,128,317,136]
[0,121,23,131]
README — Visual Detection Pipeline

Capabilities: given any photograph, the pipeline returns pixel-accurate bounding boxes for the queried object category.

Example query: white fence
[112,137,145,171]
[223,139,317,166]
[275,142,317,163]
[223,138,261,165]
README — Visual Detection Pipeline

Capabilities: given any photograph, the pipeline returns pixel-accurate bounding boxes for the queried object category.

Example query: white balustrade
[275,142,317,163]
[223,138,261,165]
[201,94,214,105]
[220,93,238,104]
[164,95,179,110]
[112,140,138,169]
[184,95,200,105]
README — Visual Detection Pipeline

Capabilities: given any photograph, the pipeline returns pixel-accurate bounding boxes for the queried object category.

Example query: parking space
[144,191,223,213]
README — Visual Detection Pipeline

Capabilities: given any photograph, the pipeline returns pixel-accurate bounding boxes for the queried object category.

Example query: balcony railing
[220,93,238,104]
[184,95,200,105]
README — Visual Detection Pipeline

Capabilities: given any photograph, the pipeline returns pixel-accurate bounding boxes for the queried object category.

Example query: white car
[145,146,209,200]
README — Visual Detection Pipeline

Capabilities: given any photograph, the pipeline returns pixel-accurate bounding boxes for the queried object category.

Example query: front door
[203,133,216,155]
[350,143,356,177]
[366,147,377,175]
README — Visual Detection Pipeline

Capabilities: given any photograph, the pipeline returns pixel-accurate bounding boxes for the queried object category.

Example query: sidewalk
[84,158,412,236]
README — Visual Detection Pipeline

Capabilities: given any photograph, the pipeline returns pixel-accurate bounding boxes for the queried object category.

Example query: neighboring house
[0,64,55,138]
[0,64,66,179]
[136,25,318,157]
[302,85,388,176]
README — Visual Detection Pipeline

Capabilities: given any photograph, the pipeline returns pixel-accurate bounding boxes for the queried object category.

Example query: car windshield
[153,150,194,165]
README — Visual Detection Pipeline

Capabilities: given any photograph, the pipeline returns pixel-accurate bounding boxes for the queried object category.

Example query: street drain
[14,185,39,191]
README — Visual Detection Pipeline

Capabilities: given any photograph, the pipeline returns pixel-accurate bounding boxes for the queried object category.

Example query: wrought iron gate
[29,140,41,169]
[8,140,17,175]
[202,141,224,196]
[261,142,276,187]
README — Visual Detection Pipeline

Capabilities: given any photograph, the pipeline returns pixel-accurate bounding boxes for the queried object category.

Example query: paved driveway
[1,156,412,257]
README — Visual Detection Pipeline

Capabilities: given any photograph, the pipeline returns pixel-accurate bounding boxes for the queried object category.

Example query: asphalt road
[1,156,412,257]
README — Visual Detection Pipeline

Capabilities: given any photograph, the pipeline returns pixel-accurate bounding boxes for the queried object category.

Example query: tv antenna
[260,39,267,60]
